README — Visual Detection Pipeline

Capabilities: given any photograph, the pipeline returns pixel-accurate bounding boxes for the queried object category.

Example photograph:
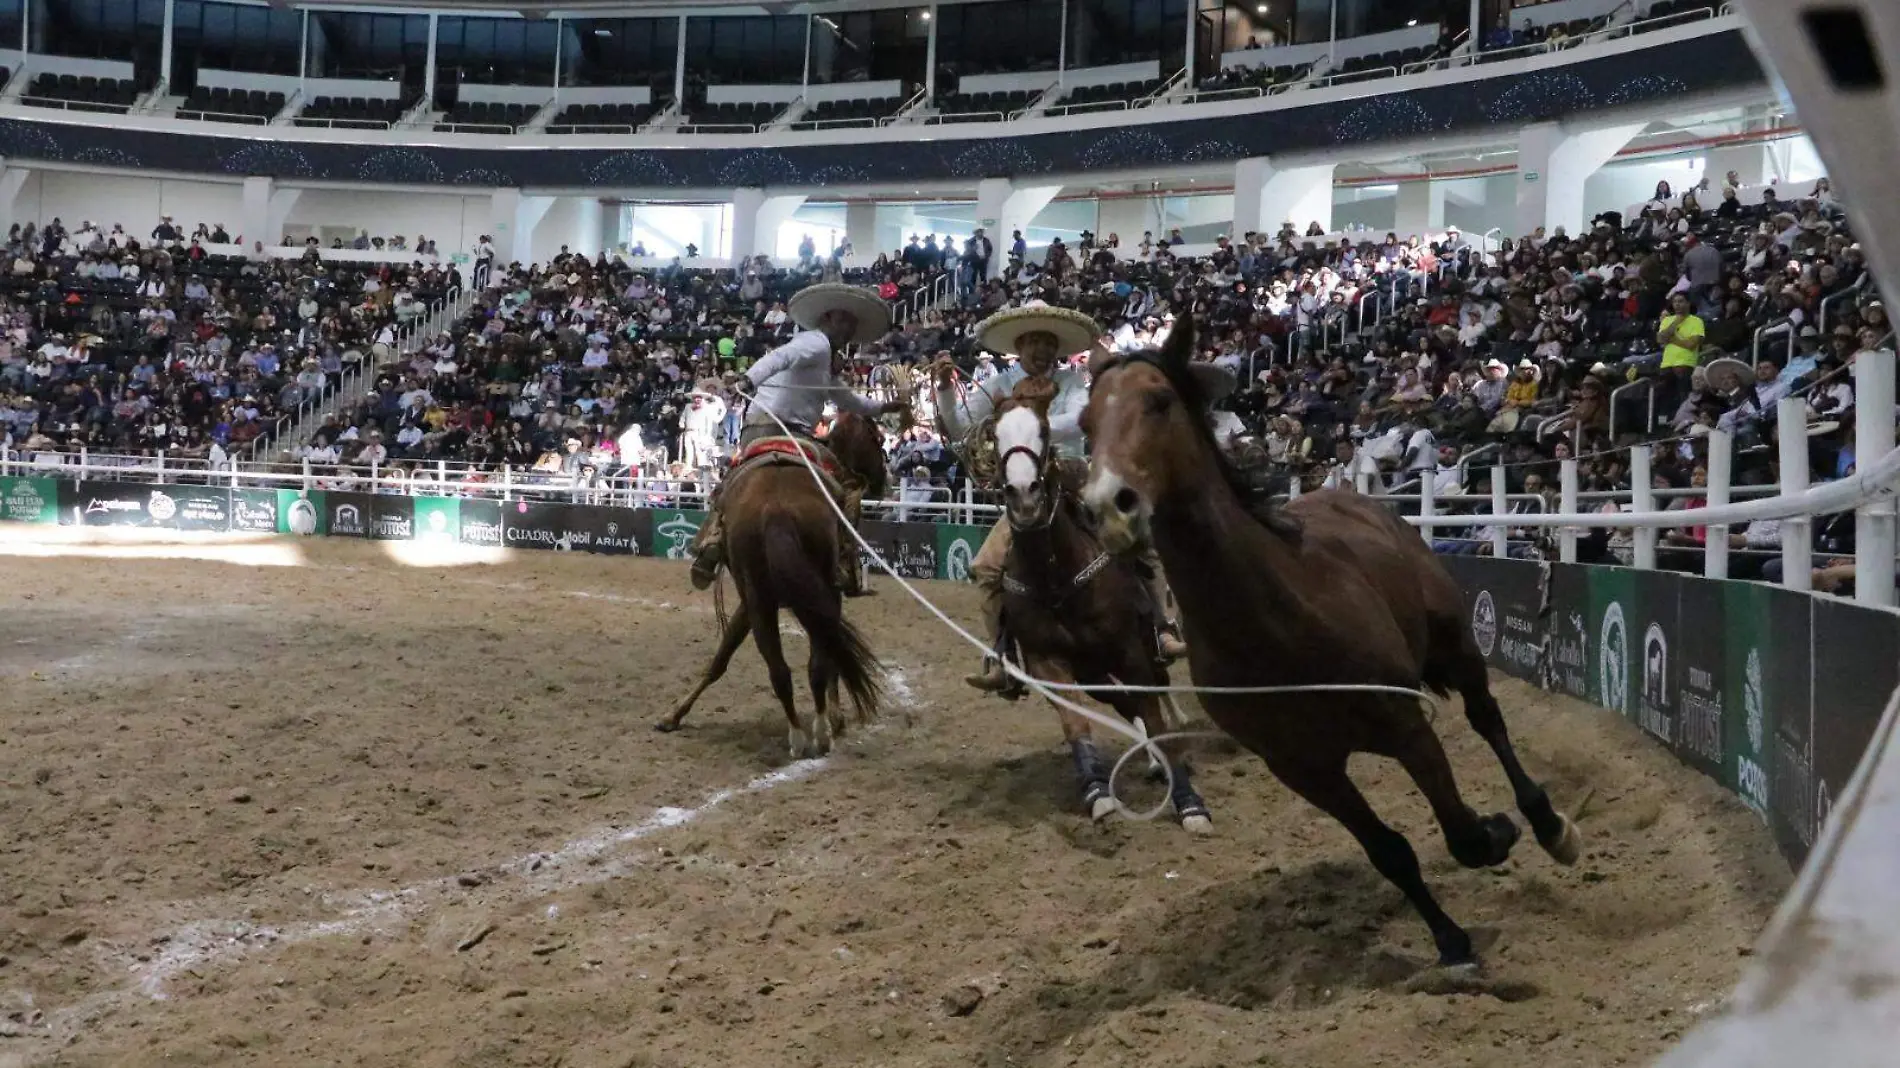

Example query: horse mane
[1097,334,1304,544]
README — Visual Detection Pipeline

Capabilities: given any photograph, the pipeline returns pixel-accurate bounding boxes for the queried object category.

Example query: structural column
[159,0,175,95]
[1232,156,1336,239]
[490,187,553,265]
[1515,120,1644,237]
[0,160,29,236]
[1705,142,1770,187]
[975,176,1061,278]
[1393,179,1445,237]
[729,187,808,261]
[844,201,877,259]
[239,176,272,249]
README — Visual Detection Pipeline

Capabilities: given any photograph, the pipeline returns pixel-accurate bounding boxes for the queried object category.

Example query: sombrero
[1186,360,1238,404]
[787,282,891,344]
[1702,357,1753,394]
[975,305,1101,358]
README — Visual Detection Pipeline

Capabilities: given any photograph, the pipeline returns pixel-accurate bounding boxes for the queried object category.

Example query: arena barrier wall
[1435,554,1899,869]
[2,477,993,585]
[12,474,1890,869]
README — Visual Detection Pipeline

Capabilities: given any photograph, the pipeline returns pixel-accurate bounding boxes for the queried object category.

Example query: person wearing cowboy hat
[688,282,909,594]
[932,303,1186,696]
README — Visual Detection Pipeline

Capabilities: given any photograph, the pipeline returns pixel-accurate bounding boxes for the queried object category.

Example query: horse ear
[1160,316,1195,374]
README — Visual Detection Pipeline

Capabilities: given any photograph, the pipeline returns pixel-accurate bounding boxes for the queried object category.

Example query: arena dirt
[0,538,1789,1067]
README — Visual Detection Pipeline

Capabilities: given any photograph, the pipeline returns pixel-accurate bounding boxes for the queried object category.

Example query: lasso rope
[737,391,1441,822]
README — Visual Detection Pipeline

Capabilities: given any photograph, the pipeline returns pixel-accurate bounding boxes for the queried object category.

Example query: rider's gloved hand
[733,376,758,398]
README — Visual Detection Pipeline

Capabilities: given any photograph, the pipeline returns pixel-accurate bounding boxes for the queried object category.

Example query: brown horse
[990,396,1212,832]
[656,414,888,757]
[1078,320,1581,975]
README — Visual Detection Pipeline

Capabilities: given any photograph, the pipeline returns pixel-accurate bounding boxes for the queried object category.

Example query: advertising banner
[231,488,280,534]
[324,491,376,538]
[167,485,233,532]
[1628,570,1680,753]
[279,490,326,536]
[581,506,649,556]
[936,524,987,582]
[649,508,707,561]
[884,522,940,580]
[0,476,57,524]
[1720,580,1778,827]
[1811,597,1899,859]
[855,520,907,578]
[367,495,416,541]
[457,498,503,547]
[503,500,578,550]
[1762,585,1816,863]
[1583,565,1638,718]
[1545,564,1594,703]
[1441,556,1544,682]
[1670,576,1727,782]
[60,480,165,527]
[412,496,461,543]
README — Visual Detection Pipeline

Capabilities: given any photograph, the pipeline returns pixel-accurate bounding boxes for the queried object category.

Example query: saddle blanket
[733,436,840,475]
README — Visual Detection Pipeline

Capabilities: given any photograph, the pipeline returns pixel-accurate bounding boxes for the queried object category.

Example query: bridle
[998,411,1113,603]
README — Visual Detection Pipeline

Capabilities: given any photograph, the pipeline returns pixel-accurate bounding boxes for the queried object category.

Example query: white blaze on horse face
[995,407,1044,495]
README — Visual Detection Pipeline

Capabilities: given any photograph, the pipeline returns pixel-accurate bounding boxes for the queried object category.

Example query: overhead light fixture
[594,28,612,36]
[1406,18,1418,26]
[1256,3,1267,12]
[920,9,931,19]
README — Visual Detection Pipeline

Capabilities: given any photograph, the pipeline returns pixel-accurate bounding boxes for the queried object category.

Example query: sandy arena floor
[0,536,1789,1068]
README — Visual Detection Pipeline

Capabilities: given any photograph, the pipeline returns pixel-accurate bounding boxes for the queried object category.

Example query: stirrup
[1155,625,1187,664]
[965,654,1025,700]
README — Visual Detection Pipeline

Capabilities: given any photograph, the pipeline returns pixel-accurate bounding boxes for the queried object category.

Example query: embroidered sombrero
[975,304,1102,358]
[786,282,892,343]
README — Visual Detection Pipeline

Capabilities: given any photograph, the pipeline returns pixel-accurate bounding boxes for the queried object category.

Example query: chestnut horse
[656,414,888,757]
[990,397,1212,833]
[1078,320,1581,975]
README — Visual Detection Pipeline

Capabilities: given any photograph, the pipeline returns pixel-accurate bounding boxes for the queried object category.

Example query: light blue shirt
[742,329,879,431]
[936,364,1089,458]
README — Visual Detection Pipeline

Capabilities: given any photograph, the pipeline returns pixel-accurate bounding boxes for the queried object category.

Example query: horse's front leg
[1039,658,1118,821]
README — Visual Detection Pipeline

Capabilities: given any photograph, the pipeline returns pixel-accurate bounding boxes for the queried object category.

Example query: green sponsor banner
[277,489,326,536]
[0,476,57,523]
[1722,579,1775,820]
[649,508,706,560]
[935,523,987,582]
[1585,566,1638,716]
[413,496,461,542]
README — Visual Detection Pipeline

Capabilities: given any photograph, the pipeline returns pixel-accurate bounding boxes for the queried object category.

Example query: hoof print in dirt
[1402,962,1542,1002]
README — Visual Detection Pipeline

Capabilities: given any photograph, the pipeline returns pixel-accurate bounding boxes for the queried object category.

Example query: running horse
[991,392,1212,833]
[656,413,888,758]
[1078,319,1582,976]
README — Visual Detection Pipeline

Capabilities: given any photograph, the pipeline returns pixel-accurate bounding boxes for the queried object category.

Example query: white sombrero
[1186,360,1238,404]
[975,304,1101,358]
[787,282,891,344]
[1702,357,1754,394]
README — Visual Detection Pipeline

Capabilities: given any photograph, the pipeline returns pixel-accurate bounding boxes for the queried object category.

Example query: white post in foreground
[1559,458,1580,563]
[1418,466,1435,544]
[1489,464,1508,559]
[1631,445,1657,570]
[1705,428,1733,580]
[1777,397,1812,591]
[1855,349,1896,606]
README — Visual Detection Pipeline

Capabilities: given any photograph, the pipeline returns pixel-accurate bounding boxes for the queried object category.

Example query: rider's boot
[689,509,725,590]
[1144,551,1188,663]
[964,586,1025,699]
[837,483,868,597]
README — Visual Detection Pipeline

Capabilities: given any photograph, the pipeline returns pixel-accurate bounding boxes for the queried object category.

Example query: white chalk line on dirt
[20,662,916,1054]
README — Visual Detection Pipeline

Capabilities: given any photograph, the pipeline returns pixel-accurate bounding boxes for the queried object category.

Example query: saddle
[729,435,852,501]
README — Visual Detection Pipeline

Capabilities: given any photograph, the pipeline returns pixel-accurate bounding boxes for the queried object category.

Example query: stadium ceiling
[278,0,954,16]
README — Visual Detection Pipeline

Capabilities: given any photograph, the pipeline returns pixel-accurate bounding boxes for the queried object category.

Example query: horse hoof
[1403,961,1485,997]
[1089,795,1122,822]
[1181,814,1215,837]
[654,720,682,734]
[1542,813,1583,866]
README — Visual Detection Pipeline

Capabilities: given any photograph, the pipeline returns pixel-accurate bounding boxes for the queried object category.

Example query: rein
[999,437,1110,604]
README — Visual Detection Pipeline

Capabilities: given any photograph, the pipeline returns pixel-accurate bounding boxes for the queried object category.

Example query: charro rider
[934,303,1188,696]
[689,282,908,595]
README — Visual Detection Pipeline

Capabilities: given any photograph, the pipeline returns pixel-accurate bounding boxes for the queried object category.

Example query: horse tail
[762,512,884,723]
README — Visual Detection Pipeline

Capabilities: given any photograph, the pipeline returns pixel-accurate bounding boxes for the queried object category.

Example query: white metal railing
[292,114,394,130]
[922,109,1005,125]
[1134,67,1188,108]
[435,120,518,135]
[676,121,758,134]
[546,123,637,135]
[1041,98,1130,119]
[876,86,929,126]
[790,115,880,131]
[172,106,271,125]
[17,94,132,113]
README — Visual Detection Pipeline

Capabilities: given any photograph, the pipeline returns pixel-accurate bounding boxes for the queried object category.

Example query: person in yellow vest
[1656,290,1706,421]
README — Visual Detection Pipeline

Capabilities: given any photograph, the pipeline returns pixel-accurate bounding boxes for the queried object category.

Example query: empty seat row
[295,92,414,129]
[684,100,782,129]
[1052,79,1163,113]
[27,72,137,114]
[435,100,539,133]
[933,88,1036,119]
[177,85,285,125]
[547,101,658,132]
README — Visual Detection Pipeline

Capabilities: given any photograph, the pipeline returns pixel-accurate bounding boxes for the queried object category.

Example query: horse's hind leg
[656,609,751,732]
[750,602,812,759]
[1278,756,1478,969]
[1450,651,1581,865]
[807,645,836,756]
[1384,714,1520,871]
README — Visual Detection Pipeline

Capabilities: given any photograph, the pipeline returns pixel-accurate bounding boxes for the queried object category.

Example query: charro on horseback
[933,303,1187,697]
[688,282,909,596]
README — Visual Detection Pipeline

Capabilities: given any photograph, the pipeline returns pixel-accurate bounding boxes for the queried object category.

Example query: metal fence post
[1776,398,1812,591]
[302,456,313,494]
[1418,467,1435,544]
[1631,445,1657,570]
[1558,458,1580,563]
[1855,348,1896,606]
[1489,463,1509,558]
[1705,428,1732,580]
